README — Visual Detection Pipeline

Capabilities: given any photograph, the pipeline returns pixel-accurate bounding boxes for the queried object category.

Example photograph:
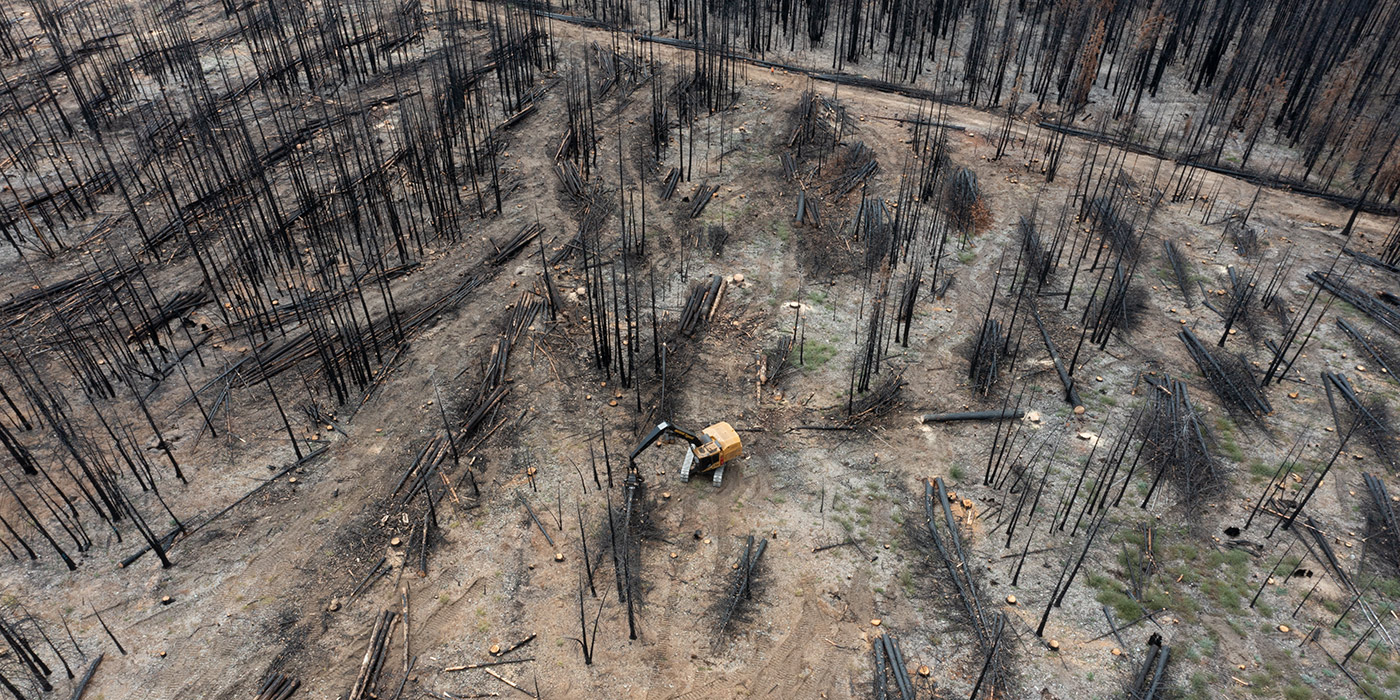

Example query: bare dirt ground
[2,7,1399,700]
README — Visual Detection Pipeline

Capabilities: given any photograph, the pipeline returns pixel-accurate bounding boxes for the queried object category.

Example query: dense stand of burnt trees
[554,0,1400,203]
[2,0,1396,582]
[0,0,778,584]
[0,0,556,575]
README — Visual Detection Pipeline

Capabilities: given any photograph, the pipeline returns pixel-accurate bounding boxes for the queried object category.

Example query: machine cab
[696,421,741,466]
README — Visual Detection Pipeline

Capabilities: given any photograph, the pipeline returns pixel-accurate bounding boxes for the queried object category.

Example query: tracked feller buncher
[628,420,742,486]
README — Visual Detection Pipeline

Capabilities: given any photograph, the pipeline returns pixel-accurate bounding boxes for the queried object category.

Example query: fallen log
[500,634,536,657]
[69,654,102,700]
[1337,318,1397,381]
[256,673,300,700]
[482,668,535,698]
[445,657,536,672]
[1031,305,1083,409]
[919,409,1024,423]
[517,493,556,547]
[126,447,329,562]
[119,526,180,568]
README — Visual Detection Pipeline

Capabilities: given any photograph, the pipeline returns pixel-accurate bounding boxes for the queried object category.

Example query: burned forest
[1,0,1400,698]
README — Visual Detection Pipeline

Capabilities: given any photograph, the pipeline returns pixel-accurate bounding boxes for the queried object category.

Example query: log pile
[689,183,719,218]
[1178,327,1272,417]
[793,189,823,228]
[348,609,399,700]
[1321,372,1397,470]
[1309,271,1400,338]
[1363,473,1400,573]
[827,142,878,197]
[846,375,906,423]
[1123,633,1171,700]
[678,276,724,337]
[256,673,300,700]
[968,316,1006,396]
[1138,374,1225,505]
[1337,318,1398,382]
[788,90,848,158]
[1162,240,1194,308]
[711,534,767,648]
[488,223,546,267]
[945,167,982,240]
[870,633,919,700]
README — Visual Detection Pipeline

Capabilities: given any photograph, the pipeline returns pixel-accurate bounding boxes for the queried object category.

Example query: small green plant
[957,249,976,265]
[1190,672,1210,696]
[1374,578,1400,599]
[1201,571,1250,611]
[1369,643,1393,672]
[949,465,966,482]
[775,219,792,242]
[1247,672,1274,695]
[1215,417,1244,462]
[800,339,838,369]
[1250,459,1276,479]
[1086,572,1144,620]
[1227,617,1248,637]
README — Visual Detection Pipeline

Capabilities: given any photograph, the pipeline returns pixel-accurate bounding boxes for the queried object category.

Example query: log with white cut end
[920,409,1025,423]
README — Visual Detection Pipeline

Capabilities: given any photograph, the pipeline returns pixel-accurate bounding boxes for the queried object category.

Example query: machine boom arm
[629,421,705,466]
